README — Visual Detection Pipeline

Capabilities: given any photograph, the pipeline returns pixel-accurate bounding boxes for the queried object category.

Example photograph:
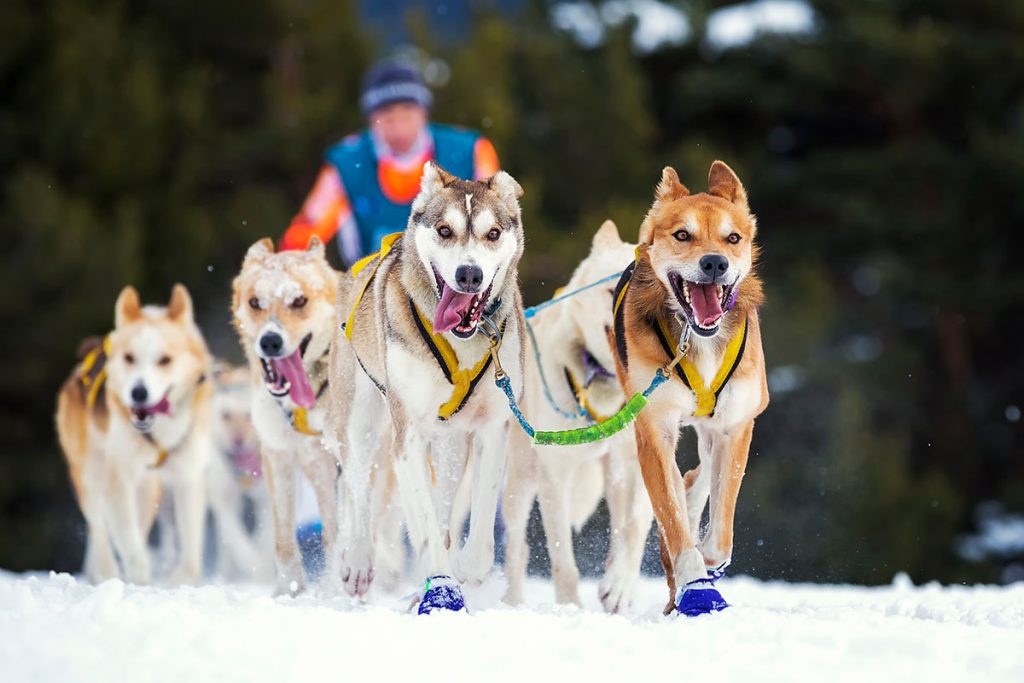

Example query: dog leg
[301,449,340,593]
[683,461,711,543]
[452,425,507,586]
[634,412,708,596]
[599,442,652,613]
[339,375,384,597]
[435,433,470,554]
[501,426,537,605]
[170,476,206,584]
[699,420,754,571]
[534,454,581,605]
[261,447,304,595]
[393,420,452,581]
[371,456,405,593]
[105,468,151,584]
[82,496,119,583]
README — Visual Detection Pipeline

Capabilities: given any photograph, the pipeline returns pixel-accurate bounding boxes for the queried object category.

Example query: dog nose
[259,332,284,357]
[455,264,484,292]
[700,254,729,280]
[131,383,148,405]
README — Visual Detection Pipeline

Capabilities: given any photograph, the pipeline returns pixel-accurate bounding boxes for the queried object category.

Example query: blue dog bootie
[676,577,729,617]
[417,575,466,615]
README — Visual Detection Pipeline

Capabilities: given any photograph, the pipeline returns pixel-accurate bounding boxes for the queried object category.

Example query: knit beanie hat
[360,61,433,116]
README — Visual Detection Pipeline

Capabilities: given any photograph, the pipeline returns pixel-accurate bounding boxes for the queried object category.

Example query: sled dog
[56,284,215,584]
[613,162,768,616]
[503,220,653,612]
[231,237,343,595]
[331,161,526,612]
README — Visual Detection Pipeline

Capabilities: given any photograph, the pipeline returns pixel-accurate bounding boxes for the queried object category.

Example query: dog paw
[273,578,306,597]
[340,545,374,597]
[452,546,493,586]
[123,557,152,586]
[598,566,638,614]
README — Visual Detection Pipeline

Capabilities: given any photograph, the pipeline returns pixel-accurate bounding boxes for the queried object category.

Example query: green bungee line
[532,391,649,445]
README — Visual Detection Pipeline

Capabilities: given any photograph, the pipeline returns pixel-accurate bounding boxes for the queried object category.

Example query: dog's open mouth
[668,272,735,337]
[130,394,171,433]
[432,268,491,339]
[259,333,316,408]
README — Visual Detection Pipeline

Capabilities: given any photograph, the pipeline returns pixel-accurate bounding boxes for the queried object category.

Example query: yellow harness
[345,231,404,341]
[80,336,111,410]
[409,300,501,421]
[563,367,617,423]
[612,250,748,418]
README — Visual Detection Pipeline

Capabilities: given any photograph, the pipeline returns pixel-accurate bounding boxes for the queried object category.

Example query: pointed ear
[708,160,749,211]
[655,167,690,203]
[420,161,458,196]
[487,170,524,211]
[115,286,142,328]
[305,235,325,259]
[167,283,194,322]
[592,220,622,250]
[243,238,274,267]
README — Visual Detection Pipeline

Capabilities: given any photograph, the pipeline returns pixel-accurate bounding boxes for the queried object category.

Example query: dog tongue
[271,349,315,408]
[690,283,724,326]
[434,282,475,334]
[150,396,171,416]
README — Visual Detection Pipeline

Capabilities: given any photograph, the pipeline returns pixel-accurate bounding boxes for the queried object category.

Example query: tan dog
[612,161,768,616]
[206,364,274,580]
[231,237,343,595]
[56,285,214,584]
[330,162,526,612]
[503,220,653,612]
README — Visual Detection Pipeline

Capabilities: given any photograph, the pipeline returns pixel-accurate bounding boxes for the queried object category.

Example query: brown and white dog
[330,162,526,612]
[56,285,215,584]
[503,220,653,613]
[612,161,768,616]
[231,237,343,595]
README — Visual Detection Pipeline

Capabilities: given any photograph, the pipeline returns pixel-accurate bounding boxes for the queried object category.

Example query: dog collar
[562,366,620,424]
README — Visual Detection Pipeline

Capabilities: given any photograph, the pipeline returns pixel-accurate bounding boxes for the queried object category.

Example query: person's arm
[472,137,501,180]
[280,166,359,262]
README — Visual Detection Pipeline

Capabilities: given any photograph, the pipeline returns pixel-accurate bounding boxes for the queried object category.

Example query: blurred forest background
[1,0,1022,585]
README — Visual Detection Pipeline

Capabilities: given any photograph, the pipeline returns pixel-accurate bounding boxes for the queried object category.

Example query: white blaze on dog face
[106,285,210,429]
[409,162,524,337]
[641,162,757,338]
[231,237,337,408]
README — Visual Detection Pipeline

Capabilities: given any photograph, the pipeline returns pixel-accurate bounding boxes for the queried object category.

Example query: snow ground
[1,571,1022,682]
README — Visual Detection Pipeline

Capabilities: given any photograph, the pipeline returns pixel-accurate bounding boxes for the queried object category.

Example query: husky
[55,285,215,584]
[503,220,653,613]
[612,161,768,616]
[330,161,526,612]
[206,363,274,580]
[231,237,344,595]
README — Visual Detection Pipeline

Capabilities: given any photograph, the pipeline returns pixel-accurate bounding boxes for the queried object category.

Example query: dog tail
[570,459,604,532]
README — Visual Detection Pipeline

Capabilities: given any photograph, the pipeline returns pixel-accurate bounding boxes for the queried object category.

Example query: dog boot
[676,577,729,617]
[417,575,467,615]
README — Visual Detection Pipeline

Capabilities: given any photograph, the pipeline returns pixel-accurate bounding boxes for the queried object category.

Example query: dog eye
[486,228,501,241]
[290,295,307,309]
[248,297,263,310]
[727,233,741,244]
[673,229,690,242]
[436,224,453,239]
[158,355,171,366]
[124,353,134,365]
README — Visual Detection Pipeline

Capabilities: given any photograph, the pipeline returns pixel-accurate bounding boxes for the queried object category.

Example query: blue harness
[325,124,479,260]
